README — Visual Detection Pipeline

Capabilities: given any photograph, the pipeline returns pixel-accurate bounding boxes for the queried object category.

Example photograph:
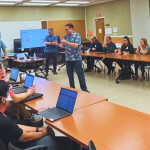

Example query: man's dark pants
[45,53,57,73]
[66,61,87,91]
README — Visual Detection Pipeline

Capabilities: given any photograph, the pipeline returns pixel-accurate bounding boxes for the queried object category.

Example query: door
[96,18,105,44]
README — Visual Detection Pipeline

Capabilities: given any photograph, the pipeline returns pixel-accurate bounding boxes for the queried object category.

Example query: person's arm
[18,126,52,142]
[140,46,148,55]
[18,124,44,132]
[61,39,78,48]
[136,45,140,55]
[11,88,35,103]
[1,40,8,59]
[96,42,103,52]
[129,44,135,54]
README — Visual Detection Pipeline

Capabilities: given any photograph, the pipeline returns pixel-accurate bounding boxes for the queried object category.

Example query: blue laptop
[39,88,78,122]
[12,74,34,94]
[9,68,19,84]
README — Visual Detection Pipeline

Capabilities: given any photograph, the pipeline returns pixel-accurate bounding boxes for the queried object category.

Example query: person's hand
[103,44,107,48]
[4,56,8,60]
[43,126,55,136]
[138,45,140,49]
[61,39,68,44]
[27,87,35,96]
[92,48,96,51]
[54,40,58,45]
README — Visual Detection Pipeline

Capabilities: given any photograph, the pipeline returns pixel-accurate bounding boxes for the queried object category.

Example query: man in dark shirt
[103,36,123,74]
[0,80,83,150]
[44,28,58,76]
[86,36,103,71]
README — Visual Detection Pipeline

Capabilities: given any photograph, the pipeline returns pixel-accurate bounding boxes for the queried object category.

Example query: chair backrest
[88,141,96,150]
[0,139,8,150]
[8,142,22,150]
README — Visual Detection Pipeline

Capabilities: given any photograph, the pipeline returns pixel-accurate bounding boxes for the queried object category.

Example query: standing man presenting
[44,28,58,76]
[58,23,89,92]
[0,39,8,61]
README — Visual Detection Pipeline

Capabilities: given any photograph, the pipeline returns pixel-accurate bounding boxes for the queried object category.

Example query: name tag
[95,45,96,48]
[126,47,128,49]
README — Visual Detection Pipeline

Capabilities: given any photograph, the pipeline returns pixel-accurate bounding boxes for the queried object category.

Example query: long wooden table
[24,77,107,112]
[60,51,150,62]
[46,101,150,150]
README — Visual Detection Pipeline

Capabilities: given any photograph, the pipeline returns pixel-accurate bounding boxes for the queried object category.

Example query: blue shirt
[64,32,82,61]
[90,40,103,52]
[0,40,7,61]
[44,34,58,53]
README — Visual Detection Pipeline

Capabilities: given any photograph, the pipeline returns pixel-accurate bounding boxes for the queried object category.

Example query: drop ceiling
[0,0,115,6]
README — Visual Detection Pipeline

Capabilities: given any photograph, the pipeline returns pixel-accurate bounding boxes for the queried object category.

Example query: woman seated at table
[133,38,150,81]
[0,62,43,126]
[121,36,134,54]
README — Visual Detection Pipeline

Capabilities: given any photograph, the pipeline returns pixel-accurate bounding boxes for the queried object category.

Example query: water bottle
[30,69,35,85]
[33,53,36,60]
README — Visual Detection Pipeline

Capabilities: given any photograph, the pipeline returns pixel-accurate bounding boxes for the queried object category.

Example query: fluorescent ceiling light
[30,0,59,3]
[56,3,79,6]
[21,3,50,5]
[30,0,59,2]
[0,0,22,1]
[0,2,15,5]
[65,1,89,4]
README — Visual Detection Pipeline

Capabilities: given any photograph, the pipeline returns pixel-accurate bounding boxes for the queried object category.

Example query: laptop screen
[10,68,19,81]
[24,74,34,88]
[56,88,78,114]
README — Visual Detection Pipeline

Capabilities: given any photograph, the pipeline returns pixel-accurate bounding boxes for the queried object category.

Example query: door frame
[93,17,106,38]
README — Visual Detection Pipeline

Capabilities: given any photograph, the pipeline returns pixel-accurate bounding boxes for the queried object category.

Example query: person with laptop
[0,63,43,126]
[58,23,90,93]
[103,36,123,74]
[44,28,58,76]
[86,36,103,72]
[0,80,83,150]
[0,39,8,61]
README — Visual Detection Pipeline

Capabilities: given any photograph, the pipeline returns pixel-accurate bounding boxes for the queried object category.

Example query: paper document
[113,27,117,32]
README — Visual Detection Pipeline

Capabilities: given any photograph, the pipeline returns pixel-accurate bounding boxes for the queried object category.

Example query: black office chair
[88,141,96,150]
[8,142,48,150]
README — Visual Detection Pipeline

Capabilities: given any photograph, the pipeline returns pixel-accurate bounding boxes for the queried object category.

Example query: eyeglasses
[65,29,69,31]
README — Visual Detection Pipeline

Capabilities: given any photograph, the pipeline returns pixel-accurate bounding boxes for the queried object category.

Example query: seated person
[133,38,150,81]
[0,62,43,126]
[103,36,123,75]
[0,80,83,150]
[121,36,134,54]
[86,36,103,71]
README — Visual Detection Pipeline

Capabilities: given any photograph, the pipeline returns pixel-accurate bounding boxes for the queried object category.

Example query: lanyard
[1,105,7,117]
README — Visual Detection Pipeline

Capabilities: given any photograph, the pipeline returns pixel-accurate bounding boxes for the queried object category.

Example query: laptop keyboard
[47,107,70,116]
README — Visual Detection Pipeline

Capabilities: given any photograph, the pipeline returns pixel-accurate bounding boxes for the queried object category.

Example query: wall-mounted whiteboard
[0,21,41,50]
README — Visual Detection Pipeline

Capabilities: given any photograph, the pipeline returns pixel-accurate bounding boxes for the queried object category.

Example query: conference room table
[45,101,150,150]
[60,51,150,83]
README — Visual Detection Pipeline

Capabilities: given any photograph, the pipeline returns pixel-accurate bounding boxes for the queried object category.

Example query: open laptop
[39,88,78,122]
[9,68,19,84]
[12,74,34,94]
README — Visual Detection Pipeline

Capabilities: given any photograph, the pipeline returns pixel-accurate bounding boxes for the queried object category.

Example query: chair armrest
[25,145,48,150]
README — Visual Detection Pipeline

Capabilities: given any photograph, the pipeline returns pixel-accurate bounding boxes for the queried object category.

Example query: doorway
[94,18,105,44]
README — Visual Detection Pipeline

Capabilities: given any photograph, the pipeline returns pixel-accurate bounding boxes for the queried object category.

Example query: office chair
[0,139,7,150]
[88,141,96,150]
[8,142,48,150]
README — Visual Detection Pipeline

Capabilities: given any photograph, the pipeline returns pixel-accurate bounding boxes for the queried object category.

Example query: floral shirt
[64,32,82,61]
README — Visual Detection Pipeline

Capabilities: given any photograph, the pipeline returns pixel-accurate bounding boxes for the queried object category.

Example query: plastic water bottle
[33,53,36,60]
[30,69,35,85]
[17,54,19,60]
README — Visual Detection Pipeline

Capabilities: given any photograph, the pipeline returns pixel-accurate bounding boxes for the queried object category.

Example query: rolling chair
[88,141,96,150]
[8,142,48,150]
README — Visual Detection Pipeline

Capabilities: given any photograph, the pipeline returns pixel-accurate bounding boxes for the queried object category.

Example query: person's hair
[0,63,2,69]
[65,23,74,29]
[122,36,131,47]
[0,80,9,102]
[48,28,53,32]
[141,38,148,47]
[106,36,111,40]
[91,36,96,40]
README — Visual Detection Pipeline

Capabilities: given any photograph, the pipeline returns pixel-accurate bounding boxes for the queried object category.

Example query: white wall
[130,0,150,47]
[0,21,41,51]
